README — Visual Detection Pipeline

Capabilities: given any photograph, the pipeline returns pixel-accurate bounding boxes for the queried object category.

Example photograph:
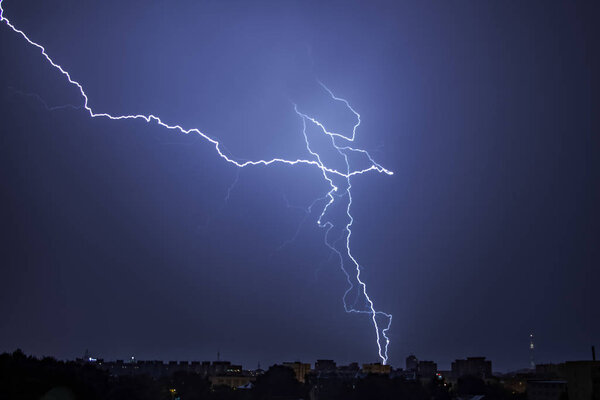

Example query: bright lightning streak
[1,1,393,364]
[294,92,393,364]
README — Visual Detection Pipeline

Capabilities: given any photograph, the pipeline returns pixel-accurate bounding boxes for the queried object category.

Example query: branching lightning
[1,0,393,364]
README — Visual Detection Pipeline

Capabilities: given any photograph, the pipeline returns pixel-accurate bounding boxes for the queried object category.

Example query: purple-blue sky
[0,0,597,372]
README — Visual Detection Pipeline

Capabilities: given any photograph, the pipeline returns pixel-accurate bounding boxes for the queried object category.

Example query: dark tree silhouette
[252,365,307,400]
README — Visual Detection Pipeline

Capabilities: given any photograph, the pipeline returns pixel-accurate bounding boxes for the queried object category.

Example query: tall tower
[529,333,535,370]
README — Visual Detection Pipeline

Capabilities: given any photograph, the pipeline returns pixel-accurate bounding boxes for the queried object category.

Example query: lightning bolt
[1,1,393,364]
[294,86,393,364]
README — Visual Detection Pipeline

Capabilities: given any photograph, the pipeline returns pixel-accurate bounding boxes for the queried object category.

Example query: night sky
[0,0,598,372]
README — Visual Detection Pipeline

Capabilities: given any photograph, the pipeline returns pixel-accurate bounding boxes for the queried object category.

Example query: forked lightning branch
[0,0,393,364]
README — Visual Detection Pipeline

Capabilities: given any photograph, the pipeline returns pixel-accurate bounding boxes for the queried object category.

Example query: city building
[315,359,337,373]
[535,364,563,379]
[406,355,419,371]
[562,361,600,400]
[418,360,438,379]
[527,380,567,400]
[362,363,391,375]
[283,362,311,383]
[211,361,232,375]
[451,357,492,379]
[337,362,360,380]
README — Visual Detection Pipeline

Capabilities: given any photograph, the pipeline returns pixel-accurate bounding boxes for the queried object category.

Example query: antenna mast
[529,333,535,370]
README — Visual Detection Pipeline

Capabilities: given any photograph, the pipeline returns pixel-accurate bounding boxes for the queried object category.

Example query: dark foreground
[0,350,525,400]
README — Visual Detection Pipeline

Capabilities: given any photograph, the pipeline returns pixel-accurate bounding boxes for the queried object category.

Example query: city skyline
[9,345,597,375]
[3,347,598,399]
